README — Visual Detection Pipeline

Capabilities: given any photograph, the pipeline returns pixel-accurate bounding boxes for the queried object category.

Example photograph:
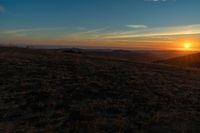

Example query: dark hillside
[0,47,199,132]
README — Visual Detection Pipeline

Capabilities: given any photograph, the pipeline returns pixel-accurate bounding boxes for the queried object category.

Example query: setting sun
[184,43,191,50]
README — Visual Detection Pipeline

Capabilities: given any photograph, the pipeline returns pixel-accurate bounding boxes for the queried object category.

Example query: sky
[0,0,200,50]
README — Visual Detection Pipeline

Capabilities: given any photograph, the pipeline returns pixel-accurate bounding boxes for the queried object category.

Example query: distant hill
[62,48,196,62]
[156,52,200,68]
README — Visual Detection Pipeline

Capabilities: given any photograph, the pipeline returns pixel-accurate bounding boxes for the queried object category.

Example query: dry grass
[0,47,199,132]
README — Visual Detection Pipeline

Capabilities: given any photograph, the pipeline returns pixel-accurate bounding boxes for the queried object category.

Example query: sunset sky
[0,0,200,50]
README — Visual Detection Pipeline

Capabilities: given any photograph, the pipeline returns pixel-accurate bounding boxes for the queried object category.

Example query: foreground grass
[0,47,199,132]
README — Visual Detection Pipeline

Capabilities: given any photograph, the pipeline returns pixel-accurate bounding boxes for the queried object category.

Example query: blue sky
[0,0,200,50]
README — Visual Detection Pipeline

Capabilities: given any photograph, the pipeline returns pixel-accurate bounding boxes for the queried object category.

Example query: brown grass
[0,47,199,132]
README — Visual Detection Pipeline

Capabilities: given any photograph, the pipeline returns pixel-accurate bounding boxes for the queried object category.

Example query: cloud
[0,4,5,13]
[61,28,106,40]
[1,27,66,35]
[126,25,148,29]
[100,24,200,40]
[78,28,105,34]
[2,24,200,47]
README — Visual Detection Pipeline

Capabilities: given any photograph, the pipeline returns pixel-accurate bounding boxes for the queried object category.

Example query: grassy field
[0,47,199,132]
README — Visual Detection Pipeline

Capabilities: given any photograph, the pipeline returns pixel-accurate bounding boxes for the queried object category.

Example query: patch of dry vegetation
[0,47,199,132]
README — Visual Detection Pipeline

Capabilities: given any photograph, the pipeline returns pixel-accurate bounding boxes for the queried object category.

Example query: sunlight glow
[184,42,191,50]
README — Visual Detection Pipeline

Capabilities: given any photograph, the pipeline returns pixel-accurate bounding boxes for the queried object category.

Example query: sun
[184,43,191,50]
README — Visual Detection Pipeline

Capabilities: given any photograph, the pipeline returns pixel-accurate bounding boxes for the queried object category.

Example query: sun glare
[184,43,191,50]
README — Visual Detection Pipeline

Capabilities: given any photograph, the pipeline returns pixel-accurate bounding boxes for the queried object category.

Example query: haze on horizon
[0,0,200,50]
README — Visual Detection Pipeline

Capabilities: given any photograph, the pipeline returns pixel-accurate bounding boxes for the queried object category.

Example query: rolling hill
[0,47,199,132]
[156,52,200,68]
[62,48,195,62]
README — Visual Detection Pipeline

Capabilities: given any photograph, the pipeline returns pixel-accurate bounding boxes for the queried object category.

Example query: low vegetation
[0,47,199,132]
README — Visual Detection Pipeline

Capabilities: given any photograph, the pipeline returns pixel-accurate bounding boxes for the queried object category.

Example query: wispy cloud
[1,27,67,35]
[1,27,105,37]
[126,25,148,29]
[61,28,106,40]
[1,24,200,48]
[0,4,5,13]
[77,28,105,34]
[101,24,200,40]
